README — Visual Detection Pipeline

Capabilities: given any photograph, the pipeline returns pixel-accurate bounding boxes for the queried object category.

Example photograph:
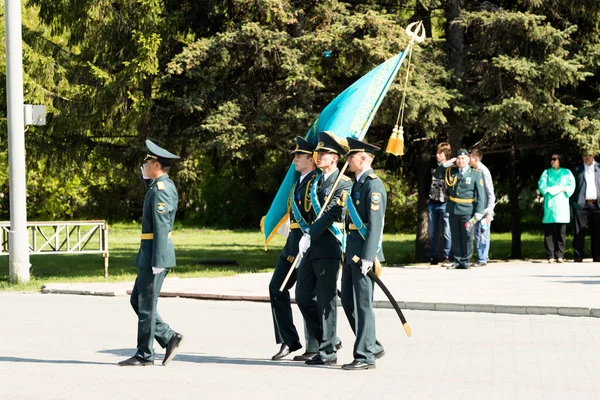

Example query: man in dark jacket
[268,136,319,361]
[571,152,600,262]
[296,131,351,366]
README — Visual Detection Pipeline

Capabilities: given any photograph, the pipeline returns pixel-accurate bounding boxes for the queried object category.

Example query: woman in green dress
[538,154,576,263]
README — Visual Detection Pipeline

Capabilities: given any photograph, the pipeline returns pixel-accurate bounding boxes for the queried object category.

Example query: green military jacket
[345,169,386,263]
[135,174,178,269]
[434,165,485,216]
[282,169,319,260]
[307,169,352,259]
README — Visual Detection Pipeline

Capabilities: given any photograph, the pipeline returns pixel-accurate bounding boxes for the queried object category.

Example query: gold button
[356,200,360,205]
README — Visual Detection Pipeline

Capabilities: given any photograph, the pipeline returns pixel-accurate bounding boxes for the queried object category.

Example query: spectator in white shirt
[570,152,600,262]
[469,149,495,266]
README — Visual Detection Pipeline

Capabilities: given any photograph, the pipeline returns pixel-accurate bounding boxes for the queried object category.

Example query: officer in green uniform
[296,131,352,366]
[434,149,485,269]
[269,136,319,361]
[341,137,386,371]
[119,139,183,366]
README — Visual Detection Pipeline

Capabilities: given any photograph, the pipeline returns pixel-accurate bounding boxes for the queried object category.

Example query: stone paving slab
[42,260,600,317]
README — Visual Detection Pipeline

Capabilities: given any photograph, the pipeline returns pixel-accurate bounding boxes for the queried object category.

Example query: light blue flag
[261,51,409,248]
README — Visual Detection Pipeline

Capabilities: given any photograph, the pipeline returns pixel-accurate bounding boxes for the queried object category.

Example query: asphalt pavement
[1,293,599,399]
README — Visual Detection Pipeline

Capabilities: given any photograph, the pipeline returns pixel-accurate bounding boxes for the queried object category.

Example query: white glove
[474,213,484,221]
[545,186,560,196]
[360,259,373,276]
[152,267,165,275]
[442,157,456,168]
[298,233,311,255]
[141,165,150,179]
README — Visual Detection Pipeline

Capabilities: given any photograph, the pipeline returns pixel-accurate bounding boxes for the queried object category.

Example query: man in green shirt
[435,149,485,269]
[341,137,386,370]
[119,140,183,366]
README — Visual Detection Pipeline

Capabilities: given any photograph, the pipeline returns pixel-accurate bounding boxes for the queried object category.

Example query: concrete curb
[43,287,599,319]
[41,286,127,297]
[42,286,600,318]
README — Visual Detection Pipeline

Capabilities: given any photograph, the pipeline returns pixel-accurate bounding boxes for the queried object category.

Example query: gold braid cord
[445,168,457,187]
[304,177,314,213]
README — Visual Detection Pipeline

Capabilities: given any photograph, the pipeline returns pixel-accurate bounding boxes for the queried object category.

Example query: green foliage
[0,0,597,240]
[379,170,418,233]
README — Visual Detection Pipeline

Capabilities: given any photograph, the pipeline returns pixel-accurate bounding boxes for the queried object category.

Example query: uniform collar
[322,168,338,183]
[151,174,169,185]
[356,168,373,184]
[298,169,318,185]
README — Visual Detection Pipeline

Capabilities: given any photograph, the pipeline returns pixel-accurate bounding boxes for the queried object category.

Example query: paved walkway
[42,260,600,318]
[3,294,600,399]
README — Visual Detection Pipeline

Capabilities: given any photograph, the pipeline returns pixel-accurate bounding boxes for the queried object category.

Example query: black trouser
[268,255,318,351]
[449,214,472,267]
[543,223,566,260]
[296,257,340,360]
[573,203,600,260]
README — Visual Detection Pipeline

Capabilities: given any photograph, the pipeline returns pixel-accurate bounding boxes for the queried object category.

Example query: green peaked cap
[291,136,316,155]
[315,131,349,155]
[145,139,180,166]
[346,137,381,156]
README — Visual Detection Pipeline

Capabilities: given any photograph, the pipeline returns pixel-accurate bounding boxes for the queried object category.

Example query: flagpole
[278,23,425,292]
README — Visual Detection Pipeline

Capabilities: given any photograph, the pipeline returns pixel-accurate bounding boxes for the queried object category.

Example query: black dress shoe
[163,332,184,366]
[272,342,302,360]
[342,360,375,370]
[335,341,342,350]
[293,352,318,361]
[374,349,385,359]
[118,355,154,366]
[305,356,337,365]
[574,258,583,263]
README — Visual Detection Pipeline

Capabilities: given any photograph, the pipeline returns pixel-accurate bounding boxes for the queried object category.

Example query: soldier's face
[293,154,314,174]
[456,155,469,168]
[316,152,338,170]
[348,153,365,173]
[143,160,160,179]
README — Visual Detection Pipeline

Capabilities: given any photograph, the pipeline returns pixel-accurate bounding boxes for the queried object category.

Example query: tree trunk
[445,0,464,75]
[444,0,466,150]
[415,140,431,262]
[509,145,522,258]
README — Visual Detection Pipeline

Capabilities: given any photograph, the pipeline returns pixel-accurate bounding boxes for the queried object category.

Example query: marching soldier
[296,131,351,365]
[119,139,183,366]
[341,137,386,371]
[435,149,485,269]
[268,136,319,360]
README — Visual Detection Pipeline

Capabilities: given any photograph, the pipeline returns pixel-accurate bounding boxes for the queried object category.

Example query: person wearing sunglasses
[538,154,575,263]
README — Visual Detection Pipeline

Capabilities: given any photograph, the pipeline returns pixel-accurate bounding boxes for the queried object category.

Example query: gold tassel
[386,125,400,155]
[395,126,405,156]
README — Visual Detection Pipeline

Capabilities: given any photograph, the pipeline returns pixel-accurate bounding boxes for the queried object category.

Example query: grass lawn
[0,223,575,291]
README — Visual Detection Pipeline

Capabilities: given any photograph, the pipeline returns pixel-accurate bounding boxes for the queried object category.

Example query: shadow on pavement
[0,356,114,365]
[98,348,340,368]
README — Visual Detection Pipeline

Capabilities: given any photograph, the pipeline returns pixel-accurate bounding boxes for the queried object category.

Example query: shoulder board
[368,173,378,180]
[341,175,351,182]
[472,168,480,172]
[156,181,165,191]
